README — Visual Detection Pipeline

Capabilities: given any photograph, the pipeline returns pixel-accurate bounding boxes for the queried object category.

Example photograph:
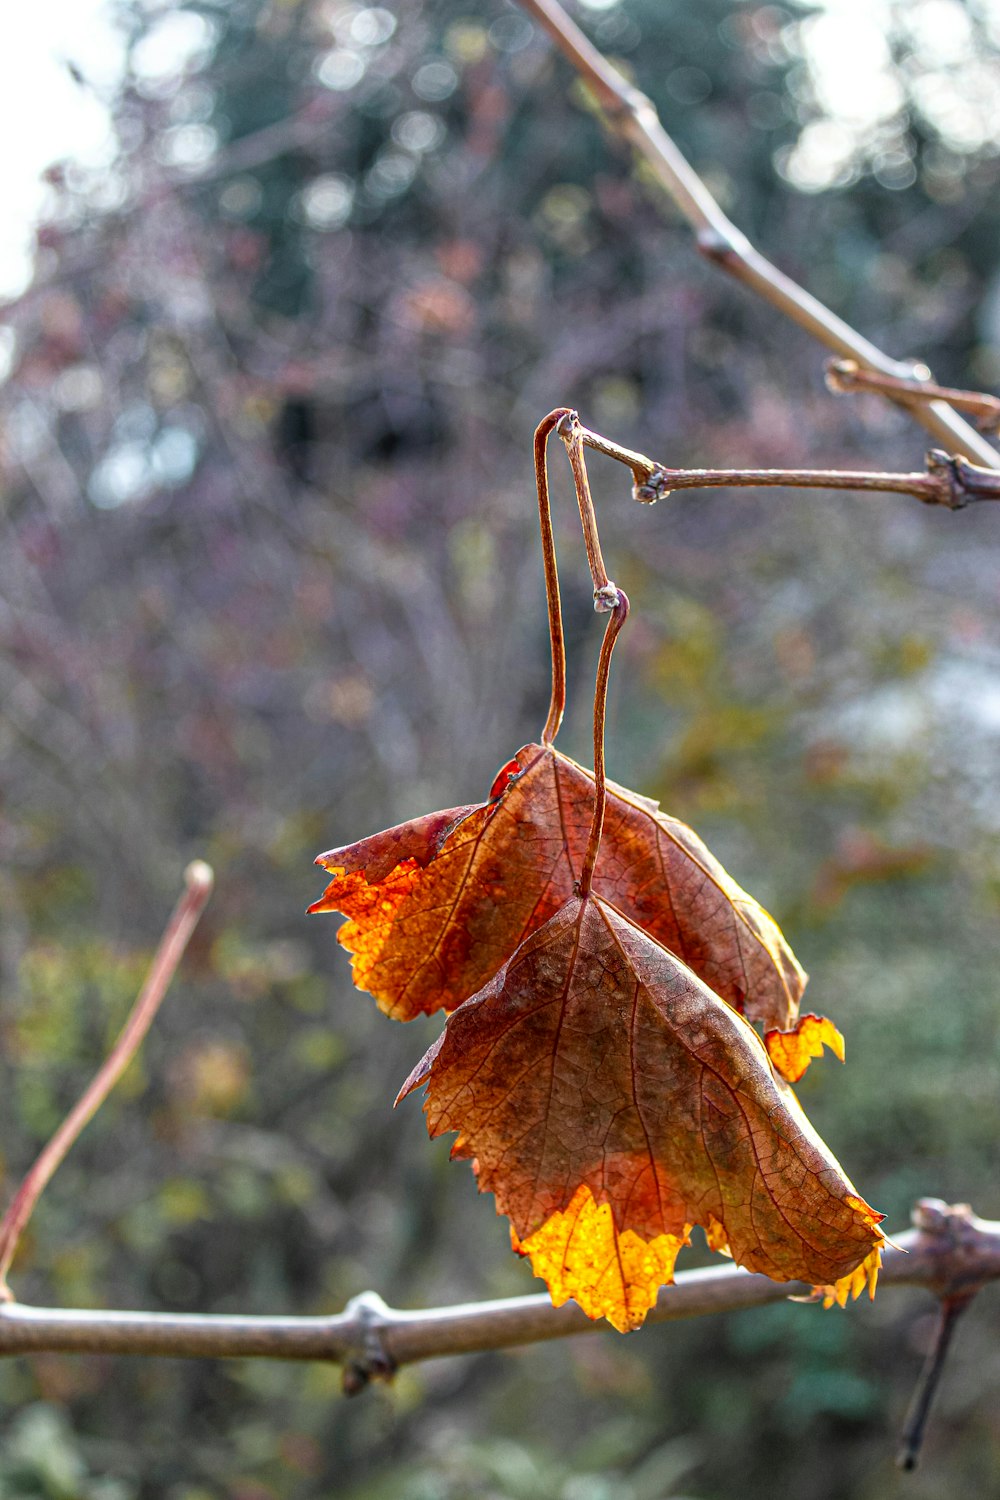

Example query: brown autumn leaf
[397,892,883,1333]
[310,742,805,1030]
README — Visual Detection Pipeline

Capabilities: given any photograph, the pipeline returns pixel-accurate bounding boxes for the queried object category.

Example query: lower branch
[0,1203,995,1381]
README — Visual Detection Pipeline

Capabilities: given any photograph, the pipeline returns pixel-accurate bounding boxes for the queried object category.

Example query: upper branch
[514,0,1000,470]
[573,419,1000,511]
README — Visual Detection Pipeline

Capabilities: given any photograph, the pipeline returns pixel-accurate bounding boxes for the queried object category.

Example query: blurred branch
[514,0,1000,469]
[0,863,214,1298]
[0,110,336,319]
[0,1202,995,1384]
[896,1292,973,1471]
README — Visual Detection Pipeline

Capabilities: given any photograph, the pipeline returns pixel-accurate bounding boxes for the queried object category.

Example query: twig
[513,0,1000,469]
[557,412,619,607]
[827,359,1000,434]
[0,1203,995,1388]
[896,1294,972,1472]
[0,862,214,1298]
[566,414,1000,510]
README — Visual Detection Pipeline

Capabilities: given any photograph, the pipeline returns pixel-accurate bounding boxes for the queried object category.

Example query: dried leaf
[398,893,883,1332]
[311,743,805,1028]
[765,1013,845,1083]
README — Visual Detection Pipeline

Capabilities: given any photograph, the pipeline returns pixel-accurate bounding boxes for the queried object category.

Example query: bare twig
[514,0,1000,469]
[0,862,214,1298]
[557,412,619,607]
[566,414,1000,510]
[896,1294,972,1472]
[0,1203,994,1391]
[827,359,1000,434]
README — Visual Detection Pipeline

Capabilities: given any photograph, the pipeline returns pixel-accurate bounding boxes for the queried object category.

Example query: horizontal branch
[0,1202,995,1388]
[576,419,1000,510]
[515,0,1000,470]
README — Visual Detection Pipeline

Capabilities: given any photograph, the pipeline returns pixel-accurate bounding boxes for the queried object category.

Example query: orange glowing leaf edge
[510,1188,884,1328]
[764,1013,845,1084]
[510,1184,691,1333]
[815,1240,884,1309]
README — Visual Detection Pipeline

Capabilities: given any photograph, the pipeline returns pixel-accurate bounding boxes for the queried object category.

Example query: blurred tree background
[1,0,999,1495]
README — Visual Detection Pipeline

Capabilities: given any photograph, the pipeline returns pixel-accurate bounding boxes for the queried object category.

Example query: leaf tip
[394,1034,443,1107]
[306,863,345,914]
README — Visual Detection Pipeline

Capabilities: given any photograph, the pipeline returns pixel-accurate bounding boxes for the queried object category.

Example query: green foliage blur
[1,0,999,1495]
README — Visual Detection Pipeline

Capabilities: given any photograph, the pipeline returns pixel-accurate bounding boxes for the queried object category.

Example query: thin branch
[514,0,1000,469]
[827,359,1000,434]
[578,590,629,898]
[570,416,1000,510]
[558,413,618,607]
[0,1203,995,1383]
[534,409,573,746]
[896,1294,973,1471]
[0,862,214,1298]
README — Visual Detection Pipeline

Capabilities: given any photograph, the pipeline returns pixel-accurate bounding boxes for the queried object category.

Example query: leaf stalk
[558,412,618,606]
[896,1294,972,1471]
[577,590,629,899]
[534,409,573,746]
[827,359,1000,434]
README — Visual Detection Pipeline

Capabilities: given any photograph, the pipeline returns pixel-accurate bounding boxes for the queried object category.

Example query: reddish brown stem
[0,861,214,1298]
[534,409,573,746]
[558,413,618,607]
[632,465,945,502]
[577,590,630,899]
[571,419,1000,511]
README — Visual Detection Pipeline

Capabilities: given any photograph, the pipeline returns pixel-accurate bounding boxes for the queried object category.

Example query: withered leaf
[311,743,805,1029]
[398,893,882,1333]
